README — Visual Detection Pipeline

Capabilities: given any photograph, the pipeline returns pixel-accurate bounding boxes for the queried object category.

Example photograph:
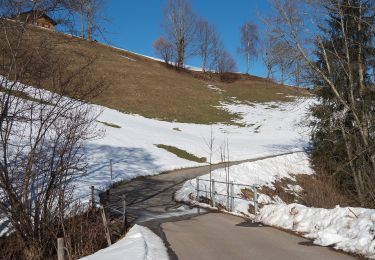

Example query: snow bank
[80,224,169,260]
[175,152,314,216]
[257,204,375,259]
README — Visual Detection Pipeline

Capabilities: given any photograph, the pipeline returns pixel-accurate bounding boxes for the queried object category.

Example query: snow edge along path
[257,204,375,259]
[80,224,169,260]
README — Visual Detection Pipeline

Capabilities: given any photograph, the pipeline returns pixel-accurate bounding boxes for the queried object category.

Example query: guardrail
[195,178,259,214]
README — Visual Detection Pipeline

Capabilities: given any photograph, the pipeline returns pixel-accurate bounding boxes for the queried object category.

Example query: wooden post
[196,178,200,214]
[105,189,110,208]
[57,238,65,260]
[91,186,95,209]
[211,179,216,207]
[101,207,112,246]
[122,195,127,233]
[110,159,113,182]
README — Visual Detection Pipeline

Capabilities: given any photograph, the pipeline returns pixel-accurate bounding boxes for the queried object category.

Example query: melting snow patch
[80,224,169,260]
[257,204,375,259]
[207,85,225,92]
[121,55,137,62]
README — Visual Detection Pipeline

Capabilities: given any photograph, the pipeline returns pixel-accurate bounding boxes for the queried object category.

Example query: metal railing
[195,178,259,214]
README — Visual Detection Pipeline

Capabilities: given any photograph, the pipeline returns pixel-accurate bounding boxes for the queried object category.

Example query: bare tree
[65,0,106,40]
[260,34,277,79]
[220,136,230,209]
[239,22,258,74]
[0,2,105,258]
[153,37,174,65]
[272,40,294,84]
[212,39,237,76]
[196,19,217,72]
[204,126,215,199]
[164,0,196,69]
[85,0,106,41]
[64,0,88,38]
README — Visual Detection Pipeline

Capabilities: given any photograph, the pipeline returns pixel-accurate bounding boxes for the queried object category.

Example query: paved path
[108,153,293,224]
[107,153,355,260]
[162,213,354,260]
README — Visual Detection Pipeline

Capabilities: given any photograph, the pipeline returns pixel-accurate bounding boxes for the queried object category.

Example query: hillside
[1,24,310,124]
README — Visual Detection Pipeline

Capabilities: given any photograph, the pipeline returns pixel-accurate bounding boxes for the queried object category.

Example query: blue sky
[99,0,272,77]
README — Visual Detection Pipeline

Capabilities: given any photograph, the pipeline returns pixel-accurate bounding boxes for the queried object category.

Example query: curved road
[107,153,355,260]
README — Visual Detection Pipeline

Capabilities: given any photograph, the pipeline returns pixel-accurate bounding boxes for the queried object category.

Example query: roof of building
[15,10,57,26]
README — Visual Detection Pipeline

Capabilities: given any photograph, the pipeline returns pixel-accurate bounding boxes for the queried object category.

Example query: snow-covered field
[76,96,312,204]
[175,152,314,217]
[80,224,169,260]
[0,75,313,231]
[257,204,375,259]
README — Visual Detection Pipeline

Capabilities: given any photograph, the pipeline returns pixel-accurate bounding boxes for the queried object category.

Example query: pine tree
[310,0,375,206]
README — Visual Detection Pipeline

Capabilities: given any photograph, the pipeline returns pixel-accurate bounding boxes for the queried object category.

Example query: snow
[257,204,375,259]
[121,55,137,62]
[80,224,169,260]
[175,152,314,216]
[76,98,312,203]
[0,74,313,207]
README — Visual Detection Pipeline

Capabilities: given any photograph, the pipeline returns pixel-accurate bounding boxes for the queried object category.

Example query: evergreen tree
[311,0,375,206]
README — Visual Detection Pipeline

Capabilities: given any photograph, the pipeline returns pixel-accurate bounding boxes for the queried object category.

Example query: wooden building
[14,10,57,30]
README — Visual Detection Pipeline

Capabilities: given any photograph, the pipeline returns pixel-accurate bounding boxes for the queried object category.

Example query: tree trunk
[80,11,85,39]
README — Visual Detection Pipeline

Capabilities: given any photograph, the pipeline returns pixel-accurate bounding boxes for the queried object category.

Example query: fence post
[211,179,216,207]
[57,238,65,260]
[196,178,200,214]
[91,186,95,209]
[122,195,127,233]
[253,185,259,214]
[105,189,110,208]
[110,159,113,182]
[101,207,112,246]
[230,181,234,212]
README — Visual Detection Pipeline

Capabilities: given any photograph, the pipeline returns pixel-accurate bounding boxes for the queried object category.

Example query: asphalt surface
[162,213,355,260]
[107,153,355,260]
[107,153,291,224]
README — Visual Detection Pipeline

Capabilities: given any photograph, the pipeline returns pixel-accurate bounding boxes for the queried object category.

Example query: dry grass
[156,144,207,163]
[3,24,311,124]
[296,175,352,208]
[241,174,351,210]
[219,79,311,104]
[97,120,122,128]
[0,209,110,260]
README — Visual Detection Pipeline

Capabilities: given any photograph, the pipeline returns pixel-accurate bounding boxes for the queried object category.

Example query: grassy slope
[4,26,311,124]
[156,144,207,163]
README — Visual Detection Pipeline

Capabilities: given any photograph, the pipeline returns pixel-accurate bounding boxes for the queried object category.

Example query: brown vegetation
[241,174,351,211]
[6,25,309,125]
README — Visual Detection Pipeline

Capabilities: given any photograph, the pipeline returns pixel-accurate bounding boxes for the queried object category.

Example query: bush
[0,208,110,259]
[296,175,352,208]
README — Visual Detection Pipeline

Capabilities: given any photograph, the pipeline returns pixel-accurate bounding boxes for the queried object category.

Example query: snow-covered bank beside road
[175,152,314,216]
[80,224,169,260]
[257,204,375,259]
[175,150,375,259]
